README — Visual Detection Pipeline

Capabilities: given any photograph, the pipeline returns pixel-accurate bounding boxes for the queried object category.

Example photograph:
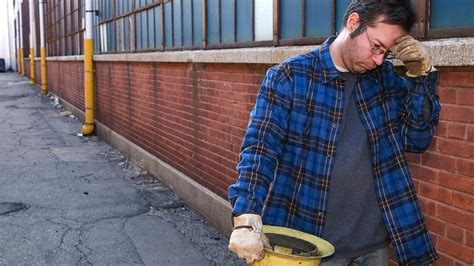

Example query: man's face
[341,16,406,74]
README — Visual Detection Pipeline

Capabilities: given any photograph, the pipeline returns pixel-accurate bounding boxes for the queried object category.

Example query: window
[46,0,84,56]
[43,0,474,56]
[427,0,474,38]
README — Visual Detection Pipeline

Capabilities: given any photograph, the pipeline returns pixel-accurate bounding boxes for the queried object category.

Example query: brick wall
[93,61,268,197]
[35,61,41,86]
[407,70,474,265]
[34,60,473,265]
[46,61,84,110]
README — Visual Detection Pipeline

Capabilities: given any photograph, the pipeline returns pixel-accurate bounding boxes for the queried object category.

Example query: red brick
[438,172,474,194]
[425,216,446,235]
[410,165,438,184]
[437,121,448,137]
[457,88,474,106]
[438,87,457,104]
[222,64,258,74]
[454,261,470,266]
[430,232,439,245]
[426,136,439,152]
[440,105,474,124]
[405,152,421,163]
[437,138,474,159]
[440,72,472,88]
[437,237,474,264]
[446,224,464,243]
[433,253,455,266]
[453,191,474,212]
[447,123,467,140]
[421,152,456,172]
[413,179,420,192]
[466,230,474,248]
[438,204,474,231]
[456,158,474,177]
[419,182,453,204]
[419,196,437,216]
[468,126,474,142]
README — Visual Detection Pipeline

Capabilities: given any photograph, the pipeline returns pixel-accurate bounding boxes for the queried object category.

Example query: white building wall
[0,0,17,71]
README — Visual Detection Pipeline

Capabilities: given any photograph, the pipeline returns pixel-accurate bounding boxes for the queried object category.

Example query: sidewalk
[0,73,243,265]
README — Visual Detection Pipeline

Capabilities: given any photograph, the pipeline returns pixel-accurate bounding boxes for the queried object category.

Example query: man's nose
[372,54,385,66]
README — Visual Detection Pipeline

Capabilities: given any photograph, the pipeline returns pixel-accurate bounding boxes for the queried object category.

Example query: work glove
[228,214,270,264]
[393,35,432,77]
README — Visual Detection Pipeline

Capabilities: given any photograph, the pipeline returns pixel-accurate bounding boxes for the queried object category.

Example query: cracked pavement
[0,73,244,265]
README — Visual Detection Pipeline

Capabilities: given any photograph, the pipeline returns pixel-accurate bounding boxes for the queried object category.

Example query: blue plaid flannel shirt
[228,37,440,265]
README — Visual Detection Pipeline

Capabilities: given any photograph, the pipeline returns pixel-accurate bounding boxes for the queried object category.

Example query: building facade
[13,1,474,265]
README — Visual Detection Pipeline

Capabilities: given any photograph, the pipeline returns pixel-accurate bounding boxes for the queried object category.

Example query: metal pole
[28,0,36,85]
[6,0,13,71]
[82,0,95,135]
[19,0,25,76]
[16,5,21,73]
[39,0,47,95]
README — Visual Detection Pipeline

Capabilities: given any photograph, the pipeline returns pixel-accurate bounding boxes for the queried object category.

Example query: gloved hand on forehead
[228,213,270,264]
[393,35,432,77]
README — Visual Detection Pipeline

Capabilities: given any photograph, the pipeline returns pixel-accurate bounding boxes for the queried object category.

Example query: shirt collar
[317,36,342,84]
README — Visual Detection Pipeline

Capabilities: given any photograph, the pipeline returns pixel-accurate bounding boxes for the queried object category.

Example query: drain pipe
[39,0,47,95]
[28,0,36,85]
[16,7,20,74]
[19,0,25,76]
[6,0,13,72]
[82,0,95,135]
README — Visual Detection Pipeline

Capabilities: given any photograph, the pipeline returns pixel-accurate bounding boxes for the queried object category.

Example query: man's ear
[346,12,361,32]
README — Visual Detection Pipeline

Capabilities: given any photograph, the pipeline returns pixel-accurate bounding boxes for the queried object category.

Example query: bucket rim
[262,225,335,259]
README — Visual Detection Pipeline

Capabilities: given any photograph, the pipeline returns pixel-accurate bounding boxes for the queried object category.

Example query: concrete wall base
[57,96,234,237]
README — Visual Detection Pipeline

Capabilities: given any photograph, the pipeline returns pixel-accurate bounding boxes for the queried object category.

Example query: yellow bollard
[40,47,47,95]
[81,38,95,135]
[20,48,25,76]
[29,48,35,85]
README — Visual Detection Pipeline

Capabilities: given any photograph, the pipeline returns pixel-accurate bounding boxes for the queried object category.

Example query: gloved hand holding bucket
[228,214,334,265]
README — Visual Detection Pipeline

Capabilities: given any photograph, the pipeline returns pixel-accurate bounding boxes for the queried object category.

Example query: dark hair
[342,0,416,38]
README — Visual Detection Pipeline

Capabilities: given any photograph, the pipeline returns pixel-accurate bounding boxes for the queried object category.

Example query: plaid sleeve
[382,63,441,153]
[402,71,440,153]
[228,65,293,216]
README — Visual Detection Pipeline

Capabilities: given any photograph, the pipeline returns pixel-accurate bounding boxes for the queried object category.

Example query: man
[228,0,440,265]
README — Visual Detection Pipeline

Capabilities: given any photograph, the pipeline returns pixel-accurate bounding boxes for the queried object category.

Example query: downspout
[6,0,12,71]
[16,8,20,74]
[28,0,35,85]
[39,0,47,95]
[19,0,25,76]
[82,0,95,135]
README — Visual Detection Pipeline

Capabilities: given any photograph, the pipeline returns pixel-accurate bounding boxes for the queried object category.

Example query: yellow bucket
[253,225,334,266]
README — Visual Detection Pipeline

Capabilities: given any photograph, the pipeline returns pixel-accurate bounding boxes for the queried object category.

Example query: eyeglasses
[364,30,395,59]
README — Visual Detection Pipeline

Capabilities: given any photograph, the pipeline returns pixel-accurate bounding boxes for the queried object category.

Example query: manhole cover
[0,202,28,215]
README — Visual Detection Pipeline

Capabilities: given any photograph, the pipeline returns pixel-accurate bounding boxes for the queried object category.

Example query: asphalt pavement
[0,72,244,265]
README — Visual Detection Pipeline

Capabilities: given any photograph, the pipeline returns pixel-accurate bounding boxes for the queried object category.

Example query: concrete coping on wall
[45,37,474,66]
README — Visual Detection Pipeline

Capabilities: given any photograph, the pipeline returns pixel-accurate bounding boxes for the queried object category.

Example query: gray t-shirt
[322,72,389,259]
